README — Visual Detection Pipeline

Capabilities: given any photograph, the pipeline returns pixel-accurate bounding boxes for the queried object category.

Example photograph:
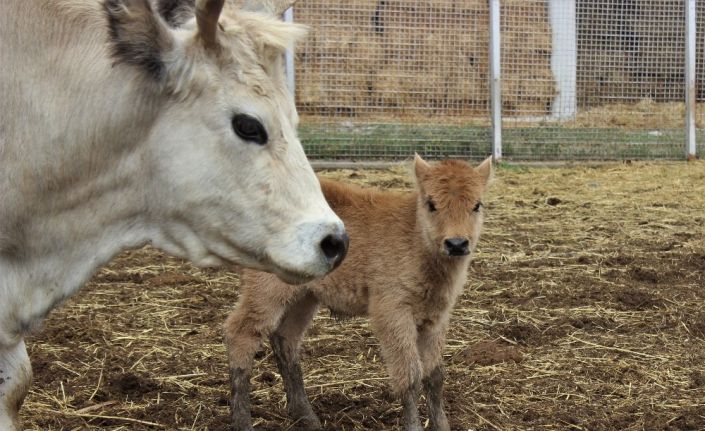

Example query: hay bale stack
[501,0,555,114]
[294,0,555,121]
[295,1,382,116]
[576,0,686,106]
[368,1,491,117]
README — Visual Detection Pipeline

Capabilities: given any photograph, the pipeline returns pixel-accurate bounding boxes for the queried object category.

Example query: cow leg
[225,284,299,431]
[369,304,423,431]
[0,339,31,431]
[418,323,449,431]
[269,292,320,430]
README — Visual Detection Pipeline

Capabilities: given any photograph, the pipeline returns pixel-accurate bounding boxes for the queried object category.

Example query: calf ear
[476,156,494,189]
[414,153,431,182]
[105,0,175,80]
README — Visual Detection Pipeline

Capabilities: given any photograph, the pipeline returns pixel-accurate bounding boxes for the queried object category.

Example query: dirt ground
[21,160,705,431]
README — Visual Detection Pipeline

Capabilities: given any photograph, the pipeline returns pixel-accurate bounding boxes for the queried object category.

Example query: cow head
[103,0,347,284]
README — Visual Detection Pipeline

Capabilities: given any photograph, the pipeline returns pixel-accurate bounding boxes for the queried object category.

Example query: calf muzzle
[443,237,469,256]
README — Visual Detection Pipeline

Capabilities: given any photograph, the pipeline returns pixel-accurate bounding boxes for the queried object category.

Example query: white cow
[0,0,348,427]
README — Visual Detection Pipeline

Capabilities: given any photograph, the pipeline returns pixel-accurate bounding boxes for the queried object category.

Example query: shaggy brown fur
[225,155,493,431]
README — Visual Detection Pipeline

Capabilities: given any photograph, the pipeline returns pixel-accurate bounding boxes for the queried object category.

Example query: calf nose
[444,237,470,256]
[320,231,349,270]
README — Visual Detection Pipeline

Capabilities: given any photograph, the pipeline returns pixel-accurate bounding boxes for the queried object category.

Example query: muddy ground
[22,161,705,430]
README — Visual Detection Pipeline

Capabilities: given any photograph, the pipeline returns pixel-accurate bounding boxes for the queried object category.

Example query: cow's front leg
[370,303,423,431]
[0,339,31,431]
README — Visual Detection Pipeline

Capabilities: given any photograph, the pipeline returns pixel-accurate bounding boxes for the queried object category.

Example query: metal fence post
[284,7,296,96]
[685,0,697,159]
[489,0,502,162]
[549,0,577,119]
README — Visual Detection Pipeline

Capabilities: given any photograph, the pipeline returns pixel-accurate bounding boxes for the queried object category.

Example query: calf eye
[232,114,268,145]
[427,199,437,212]
[473,202,483,212]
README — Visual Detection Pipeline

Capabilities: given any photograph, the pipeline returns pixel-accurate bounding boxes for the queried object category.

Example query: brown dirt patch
[458,340,523,366]
[21,161,705,430]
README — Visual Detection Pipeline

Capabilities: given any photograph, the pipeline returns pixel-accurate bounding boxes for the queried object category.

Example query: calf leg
[418,323,450,431]
[400,384,422,431]
[270,292,321,430]
[369,304,423,431]
[224,279,300,431]
[0,339,31,431]
[423,365,449,431]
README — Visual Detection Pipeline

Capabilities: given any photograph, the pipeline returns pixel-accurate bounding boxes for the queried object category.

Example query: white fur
[0,0,343,426]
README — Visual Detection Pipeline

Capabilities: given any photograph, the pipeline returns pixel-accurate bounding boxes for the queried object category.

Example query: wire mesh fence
[292,0,701,161]
[294,0,493,159]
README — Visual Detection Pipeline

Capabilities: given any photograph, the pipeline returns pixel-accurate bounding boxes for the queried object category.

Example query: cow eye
[473,202,483,212]
[427,199,437,212]
[232,114,268,145]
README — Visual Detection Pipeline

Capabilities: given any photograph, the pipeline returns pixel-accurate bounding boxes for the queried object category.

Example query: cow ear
[105,0,175,81]
[238,0,298,17]
[157,0,196,28]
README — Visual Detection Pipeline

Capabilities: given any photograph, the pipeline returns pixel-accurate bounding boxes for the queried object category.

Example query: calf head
[103,0,347,283]
[413,155,493,258]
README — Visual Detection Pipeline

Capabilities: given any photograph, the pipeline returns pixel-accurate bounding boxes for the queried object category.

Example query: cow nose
[320,231,349,269]
[444,237,469,256]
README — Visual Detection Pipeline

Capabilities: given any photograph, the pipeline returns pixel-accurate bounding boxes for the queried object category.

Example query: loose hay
[22,161,705,430]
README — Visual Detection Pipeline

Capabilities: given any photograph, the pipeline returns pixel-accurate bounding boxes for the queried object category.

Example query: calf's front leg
[423,365,449,431]
[270,292,321,430]
[370,303,424,431]
[225,287,295,431]
[418,323,450,431]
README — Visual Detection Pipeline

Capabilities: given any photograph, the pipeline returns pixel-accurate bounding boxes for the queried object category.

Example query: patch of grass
[300,122,698,160]
[495,163,530,172]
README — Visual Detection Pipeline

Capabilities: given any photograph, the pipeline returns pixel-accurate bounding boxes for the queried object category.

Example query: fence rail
[289,0,702,161]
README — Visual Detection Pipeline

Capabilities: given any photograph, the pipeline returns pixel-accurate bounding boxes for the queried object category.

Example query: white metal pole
[489,0,502,162]
[549,0,577,119]
[685,0,697,159]
[284,7,296,96]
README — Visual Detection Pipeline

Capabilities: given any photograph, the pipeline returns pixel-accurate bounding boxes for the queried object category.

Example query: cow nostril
[320,232,349,269]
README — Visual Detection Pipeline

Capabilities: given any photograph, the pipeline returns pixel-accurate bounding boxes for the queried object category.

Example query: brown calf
[225,155,493,431]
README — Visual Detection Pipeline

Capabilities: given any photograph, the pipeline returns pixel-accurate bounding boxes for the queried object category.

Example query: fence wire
[293,1,698,161]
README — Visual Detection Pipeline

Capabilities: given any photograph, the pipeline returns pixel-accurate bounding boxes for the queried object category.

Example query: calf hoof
[433,416,450,431]
[230,411,254,431]
[231,419,254,431]
[293,413,322,430]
